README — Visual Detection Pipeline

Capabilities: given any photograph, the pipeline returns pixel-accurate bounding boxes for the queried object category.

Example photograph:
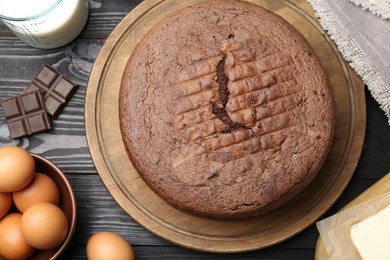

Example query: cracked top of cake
[119,0,335,220]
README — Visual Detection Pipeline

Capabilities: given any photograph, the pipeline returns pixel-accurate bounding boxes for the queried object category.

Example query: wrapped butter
[351,205,390,260]
[317,192,390,260]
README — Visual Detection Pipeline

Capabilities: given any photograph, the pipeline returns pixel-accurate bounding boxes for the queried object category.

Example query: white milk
[0,0,89,49]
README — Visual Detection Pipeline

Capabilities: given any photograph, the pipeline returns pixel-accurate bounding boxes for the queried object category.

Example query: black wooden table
[1,1,390,259]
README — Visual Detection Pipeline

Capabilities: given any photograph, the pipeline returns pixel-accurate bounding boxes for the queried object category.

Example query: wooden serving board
[315,172,390,259]
[85,0,366,253]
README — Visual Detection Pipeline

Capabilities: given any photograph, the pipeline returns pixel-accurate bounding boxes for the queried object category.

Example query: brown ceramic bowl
[28,153,77,260]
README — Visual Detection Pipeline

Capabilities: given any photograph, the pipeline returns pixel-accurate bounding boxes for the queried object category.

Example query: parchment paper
[316,192,390,260]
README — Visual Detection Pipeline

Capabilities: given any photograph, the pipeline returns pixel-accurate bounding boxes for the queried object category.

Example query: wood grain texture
[64,175,378,245]
[60,245,315,260]
[0,38,102,173]
[0,0,390,259]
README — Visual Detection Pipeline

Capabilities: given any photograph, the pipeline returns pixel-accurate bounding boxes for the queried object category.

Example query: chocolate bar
[1,90,51,139]
[24,64,78,119]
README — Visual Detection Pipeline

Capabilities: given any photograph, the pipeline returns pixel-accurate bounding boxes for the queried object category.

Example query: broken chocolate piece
[24,64,78,119]
[1,90,51,139]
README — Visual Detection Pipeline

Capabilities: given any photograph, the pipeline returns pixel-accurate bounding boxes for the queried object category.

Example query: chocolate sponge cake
[119,0,335,220]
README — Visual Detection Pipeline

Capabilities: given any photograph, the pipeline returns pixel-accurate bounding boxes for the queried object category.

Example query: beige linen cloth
[307,0,390,124]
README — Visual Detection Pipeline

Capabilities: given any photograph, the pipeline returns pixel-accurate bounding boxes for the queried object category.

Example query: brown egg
[0,213,35,259]
[21,202,69,250]
[13,172,60,212]
[87,232,135,260]
[0,192,12,219]
[0,146,35,192]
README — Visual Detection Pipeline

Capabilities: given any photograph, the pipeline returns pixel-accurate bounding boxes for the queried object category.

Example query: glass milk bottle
[0,0,89,49]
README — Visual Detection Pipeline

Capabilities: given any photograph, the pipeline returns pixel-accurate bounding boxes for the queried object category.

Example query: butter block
[351,205,390,260]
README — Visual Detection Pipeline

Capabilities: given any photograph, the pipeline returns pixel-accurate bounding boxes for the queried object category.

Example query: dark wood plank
[57,176,382,258]
[59,245,315,260]
[0,37,101,173]
[64,174,382,248]
[67,174,168,247]
[83,0,142,38]
[354,87,390,179]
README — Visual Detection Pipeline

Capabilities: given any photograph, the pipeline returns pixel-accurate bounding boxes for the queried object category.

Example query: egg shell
[0,146,35,192]
[13,172,60,212]
[0,192,12,219]
[0,213,35,259]
[21,202,69,250]
[87,232,135,260]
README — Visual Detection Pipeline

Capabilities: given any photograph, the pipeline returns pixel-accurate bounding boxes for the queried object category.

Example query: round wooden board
[85,0,366,253]
[315,172,390,259]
